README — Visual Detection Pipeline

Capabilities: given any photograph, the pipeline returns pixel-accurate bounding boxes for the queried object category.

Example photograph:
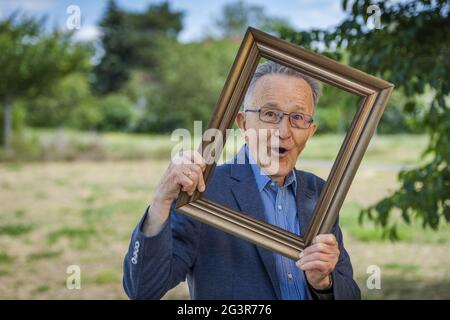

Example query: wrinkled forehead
[251,73,314,114]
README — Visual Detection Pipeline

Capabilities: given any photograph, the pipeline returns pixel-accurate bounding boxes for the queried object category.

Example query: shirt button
[278,205,282,210]
[287,273,293,280]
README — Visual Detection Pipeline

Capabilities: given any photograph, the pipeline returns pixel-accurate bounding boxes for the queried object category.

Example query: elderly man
[123,61,360,300]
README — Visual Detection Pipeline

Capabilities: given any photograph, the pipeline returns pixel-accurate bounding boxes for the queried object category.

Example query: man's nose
[277,115,292,139]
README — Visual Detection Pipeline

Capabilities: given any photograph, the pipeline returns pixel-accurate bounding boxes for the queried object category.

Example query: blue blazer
[123,151,361,300]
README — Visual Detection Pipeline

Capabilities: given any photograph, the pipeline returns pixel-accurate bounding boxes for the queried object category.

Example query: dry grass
[0,154,448,299]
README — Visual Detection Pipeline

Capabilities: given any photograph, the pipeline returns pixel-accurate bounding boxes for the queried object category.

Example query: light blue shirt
[246,146,308,300]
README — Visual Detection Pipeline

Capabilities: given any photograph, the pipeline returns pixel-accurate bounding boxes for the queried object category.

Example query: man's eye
[264,111,276,117]
[293,113,305,121]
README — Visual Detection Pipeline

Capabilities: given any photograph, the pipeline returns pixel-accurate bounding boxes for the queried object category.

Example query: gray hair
[243,61,322,113]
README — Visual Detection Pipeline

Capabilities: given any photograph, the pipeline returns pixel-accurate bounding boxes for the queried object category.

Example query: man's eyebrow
[263,102,280,108]
[263,102,308,112]
[294,105,307,112]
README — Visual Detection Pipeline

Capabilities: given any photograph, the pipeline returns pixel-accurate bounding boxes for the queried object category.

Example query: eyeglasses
[245,106,314,129]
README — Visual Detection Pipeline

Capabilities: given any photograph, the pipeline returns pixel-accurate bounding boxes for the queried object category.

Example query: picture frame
[175,27,394,260]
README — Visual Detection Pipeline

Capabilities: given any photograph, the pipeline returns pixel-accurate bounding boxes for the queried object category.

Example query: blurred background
[0,0,448,299]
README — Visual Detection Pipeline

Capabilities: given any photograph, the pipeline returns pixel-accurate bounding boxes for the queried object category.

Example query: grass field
[0,131,448,299]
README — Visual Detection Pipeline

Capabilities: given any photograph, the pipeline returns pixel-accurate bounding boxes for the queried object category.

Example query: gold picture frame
[175,27,394,260]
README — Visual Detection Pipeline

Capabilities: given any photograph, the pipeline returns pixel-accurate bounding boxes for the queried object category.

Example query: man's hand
[295,234,340,290]
[142,150,207,237]
[155,150,207,204]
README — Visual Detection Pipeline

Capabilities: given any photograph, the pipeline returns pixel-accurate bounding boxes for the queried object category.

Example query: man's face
[236,73,317,183]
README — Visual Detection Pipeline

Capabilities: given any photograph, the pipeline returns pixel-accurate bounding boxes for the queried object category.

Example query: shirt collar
[245,145,297,193]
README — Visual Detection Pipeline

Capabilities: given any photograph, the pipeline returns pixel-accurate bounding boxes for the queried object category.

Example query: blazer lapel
[294,169,315,238]
[229,148,282,300]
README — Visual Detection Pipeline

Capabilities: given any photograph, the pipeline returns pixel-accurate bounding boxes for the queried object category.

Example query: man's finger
[184,150,207,169]
[303,242,338,256]
[195,167,206,192]
[178,173,195,192]
[185,164,205,192]
[298,260,333,274]
[313,234,337,246]
[297,252,337,266]
[185,170,199,195]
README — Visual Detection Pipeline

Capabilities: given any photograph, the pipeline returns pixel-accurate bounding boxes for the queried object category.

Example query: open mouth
[270,146,289,158]
[278,147,288,155]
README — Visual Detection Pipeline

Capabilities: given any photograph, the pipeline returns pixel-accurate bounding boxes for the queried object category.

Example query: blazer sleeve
[304,172,361,300]
[329,217,361,300]
[122,203,201,300]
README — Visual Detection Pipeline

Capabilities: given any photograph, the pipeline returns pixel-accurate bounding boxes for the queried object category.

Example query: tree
[126,1,184,69]
[0,13,90,148]
[92,0,184,94]
[277,0,450,236]
[214,0,292,39]
[134,38,239,133]
[91,0,132,94]
[21,73,94,128]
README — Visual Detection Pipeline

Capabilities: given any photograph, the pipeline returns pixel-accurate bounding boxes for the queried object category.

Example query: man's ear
[308,122,317,139]
[235,111,249,143]
[235,111,247,133]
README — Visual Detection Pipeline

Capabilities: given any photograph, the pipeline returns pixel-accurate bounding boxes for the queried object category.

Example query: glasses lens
[290,113,311,128]
[259,107,282,124]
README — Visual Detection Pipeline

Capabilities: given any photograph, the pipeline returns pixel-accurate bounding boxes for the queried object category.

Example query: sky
[0,0,348,42]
